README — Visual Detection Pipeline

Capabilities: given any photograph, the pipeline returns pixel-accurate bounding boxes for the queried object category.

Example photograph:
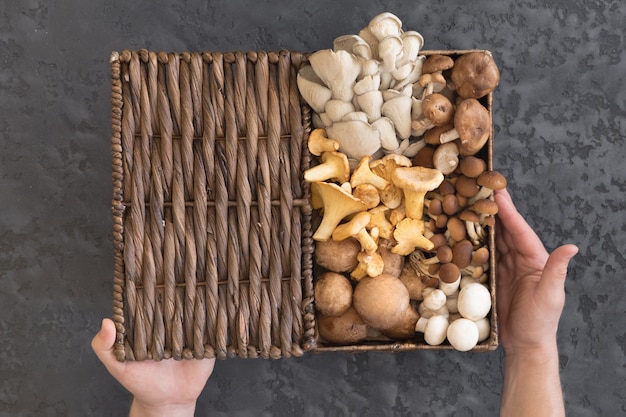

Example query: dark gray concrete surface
[1,1,624,415]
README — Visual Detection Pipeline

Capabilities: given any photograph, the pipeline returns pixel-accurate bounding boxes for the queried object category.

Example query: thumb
[537,244,578,303]
[91,318,117,362]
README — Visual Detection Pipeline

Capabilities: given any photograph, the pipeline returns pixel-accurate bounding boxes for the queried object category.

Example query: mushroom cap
[477,170,507,190]
[422,93,454,126]
[447,318,479,351]
[422,54,455,74]
[297,66,333,114]
[452,239,474,269]
[450,51,500,99]
[353,273,410,330]
[457,283,492,320]
[307,128,339,156]
[432,141,460,175]
[367,12,403,41]
[454,99,491,156]
[391,165,445,194]
[310,181,368,241]
[314,272,354,317]
[303,151,350,183]
[459,156,487,178]
[420,315,449,346]
[381,305,420,340]
[314,237,361,273]
[326,119,382,161]
[317,307,368,344]
[308,49,362,102]
[439,262,461,284]
[378,238,405,277]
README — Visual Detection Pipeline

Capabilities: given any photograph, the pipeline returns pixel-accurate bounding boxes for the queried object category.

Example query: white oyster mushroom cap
[326,119,382,161]
[341,111,369,123]
[397,30,424,66]
[309,49,362,102]
[457,283,492,321]
[296,66,332,114]
[447,318,480,351]
[325,99,355,123]
[333,34,372,60]
[357,90,383,122]
[371,117,399,150]
[378,35,403,72]
[381,94,412,139]
[367,12,403,41]
[354,74,381,95]
[415,315,449,346]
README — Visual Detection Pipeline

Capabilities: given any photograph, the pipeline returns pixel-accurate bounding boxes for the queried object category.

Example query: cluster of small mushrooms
[299,12,506,351]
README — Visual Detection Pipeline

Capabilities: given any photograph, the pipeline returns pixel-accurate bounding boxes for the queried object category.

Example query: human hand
[494,188,578,356]
[91,318,215,417]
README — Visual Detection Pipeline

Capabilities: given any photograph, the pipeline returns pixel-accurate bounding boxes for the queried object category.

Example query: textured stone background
[1,0,624,416]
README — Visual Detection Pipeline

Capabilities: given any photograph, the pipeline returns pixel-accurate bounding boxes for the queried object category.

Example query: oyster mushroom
[326,119,382,161]
[308,49,362,102]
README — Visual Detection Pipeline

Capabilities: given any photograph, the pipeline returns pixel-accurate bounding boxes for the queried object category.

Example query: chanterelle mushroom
[310,181,367,241]
[303,151,350,183]
[391,166,444,220]
[392,218,434,255]
[307,128,339,156]
[332,211,378,253]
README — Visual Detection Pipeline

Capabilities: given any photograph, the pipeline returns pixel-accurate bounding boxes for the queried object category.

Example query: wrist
[129,398,197,417]
[505,342,560,366]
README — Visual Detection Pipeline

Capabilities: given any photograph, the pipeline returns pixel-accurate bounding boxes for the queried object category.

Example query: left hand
[91,318,215,416]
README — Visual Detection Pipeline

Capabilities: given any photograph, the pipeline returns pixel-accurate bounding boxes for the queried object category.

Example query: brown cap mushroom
[317,307,368,345]
[353,273,410,330]
[450,51,500,99]
[421,54,455,75]
[440,99,491,156]
[469,170,508,203]
[432,141,460,175]
[314,272,353,317]
[381,305,420,340]
[422,93,454,127]
[314,237,361,273]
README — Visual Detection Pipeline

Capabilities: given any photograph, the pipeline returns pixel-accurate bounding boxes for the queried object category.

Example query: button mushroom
[446,318,480,351]
[457,282,492,321]
[415,314,449,346]
[314,237,361,273]
[353,273,411,330]
[318,307,368,345]
[314,272,354,317]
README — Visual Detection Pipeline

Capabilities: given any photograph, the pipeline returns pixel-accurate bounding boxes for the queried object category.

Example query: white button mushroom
[457,282,492,321]
[415,315,449,346]
[447,318,479,351]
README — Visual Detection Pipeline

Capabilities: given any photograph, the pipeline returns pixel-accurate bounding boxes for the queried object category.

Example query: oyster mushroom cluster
[297,12,500,168]
[301,12,505,351]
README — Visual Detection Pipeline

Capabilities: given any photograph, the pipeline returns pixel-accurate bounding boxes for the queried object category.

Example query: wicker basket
[111,49,316,360]
[110,49,497,361]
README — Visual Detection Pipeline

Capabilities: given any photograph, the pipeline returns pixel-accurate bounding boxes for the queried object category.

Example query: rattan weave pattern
[110,49,315,361]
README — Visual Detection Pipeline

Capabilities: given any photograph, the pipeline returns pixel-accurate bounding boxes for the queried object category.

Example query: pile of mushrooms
[300,12,505,351]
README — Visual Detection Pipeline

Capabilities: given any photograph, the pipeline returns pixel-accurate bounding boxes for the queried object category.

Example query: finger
[494,188,547,257]
[536,244,578,306]
[91,318,124,373]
